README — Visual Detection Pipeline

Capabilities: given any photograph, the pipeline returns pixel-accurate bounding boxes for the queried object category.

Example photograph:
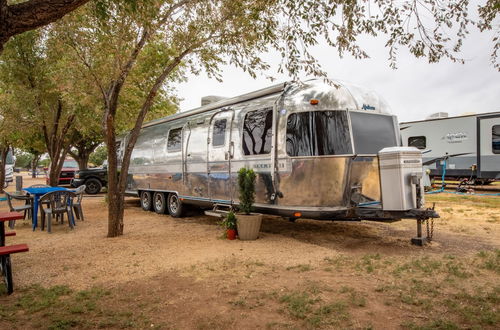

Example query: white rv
[4,149,15,188]
[400,112,500,183]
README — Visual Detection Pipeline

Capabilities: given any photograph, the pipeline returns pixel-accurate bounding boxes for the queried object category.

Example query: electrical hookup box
[378,147,424,211]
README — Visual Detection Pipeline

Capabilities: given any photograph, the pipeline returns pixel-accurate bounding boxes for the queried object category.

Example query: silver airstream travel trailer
[120,79,438,244]
[400,112,500,184]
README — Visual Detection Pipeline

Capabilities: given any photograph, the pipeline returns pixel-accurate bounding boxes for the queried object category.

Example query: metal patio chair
[4,192,32,220]
[39,191,77,233]
[72,185,86,222]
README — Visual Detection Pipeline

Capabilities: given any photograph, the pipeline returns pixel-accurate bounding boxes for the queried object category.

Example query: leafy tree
[89,145,107,167]
[0,30,81,185]
[0,0,90,52]
[55,0,497,237]
[68,129,102,170]
[14,151,33,169]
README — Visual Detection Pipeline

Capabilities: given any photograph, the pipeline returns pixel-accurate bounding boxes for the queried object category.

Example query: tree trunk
[48,148,69,186]
[0,146,8,193]
[69,145,96,170]
[31,153,41,178]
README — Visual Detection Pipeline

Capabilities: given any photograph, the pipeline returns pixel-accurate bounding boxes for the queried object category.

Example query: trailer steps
[204,204,233,218]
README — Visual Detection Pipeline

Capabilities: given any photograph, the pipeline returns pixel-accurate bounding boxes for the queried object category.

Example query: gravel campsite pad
[0,175,498,329]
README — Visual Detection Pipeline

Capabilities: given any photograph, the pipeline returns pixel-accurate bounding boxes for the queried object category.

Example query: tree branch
[0,0,90,52]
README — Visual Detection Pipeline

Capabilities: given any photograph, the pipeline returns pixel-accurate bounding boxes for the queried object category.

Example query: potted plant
[236,168,262,240]
[221,211,237,240]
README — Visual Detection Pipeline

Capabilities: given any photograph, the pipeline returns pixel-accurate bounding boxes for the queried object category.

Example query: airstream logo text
[443,132,468,143]
[253,163,271,169]
[362,104,375,111]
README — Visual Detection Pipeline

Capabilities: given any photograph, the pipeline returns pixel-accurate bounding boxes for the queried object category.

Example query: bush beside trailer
[118,79,438,244]
[400,112,500,184]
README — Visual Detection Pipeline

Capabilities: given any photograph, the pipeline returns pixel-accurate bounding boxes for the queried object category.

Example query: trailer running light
[309,99,319,105]
[294,212,302,217]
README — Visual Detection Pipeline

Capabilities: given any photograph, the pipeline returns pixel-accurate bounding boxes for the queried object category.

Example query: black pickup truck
[71,166,107,194]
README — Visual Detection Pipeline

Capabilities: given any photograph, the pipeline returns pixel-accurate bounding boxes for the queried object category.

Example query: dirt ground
[0,174,498,329]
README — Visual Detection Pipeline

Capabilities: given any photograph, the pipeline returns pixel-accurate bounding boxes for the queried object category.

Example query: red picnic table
[0,212,29,294]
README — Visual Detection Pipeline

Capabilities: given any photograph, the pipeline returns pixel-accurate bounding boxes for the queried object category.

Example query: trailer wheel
[153,192,167,214]
[140,191,153,211]
[167,193,184,218]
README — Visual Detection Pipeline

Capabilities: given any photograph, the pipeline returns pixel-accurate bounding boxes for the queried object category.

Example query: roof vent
[426,112,448,119]
[201,95,227,106]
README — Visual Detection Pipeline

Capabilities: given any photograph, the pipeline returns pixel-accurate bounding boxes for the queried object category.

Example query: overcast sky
[175,6,499,123]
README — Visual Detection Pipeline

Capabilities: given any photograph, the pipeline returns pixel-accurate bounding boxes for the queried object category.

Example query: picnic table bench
[0,212,29,294]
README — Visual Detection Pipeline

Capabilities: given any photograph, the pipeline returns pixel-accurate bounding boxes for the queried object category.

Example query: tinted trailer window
[350,112,398,154]
[493,125,500,154]
[286,111,352,157]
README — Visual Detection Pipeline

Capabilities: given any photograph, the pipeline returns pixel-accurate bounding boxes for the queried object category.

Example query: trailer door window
[286,111,352,157]
[350,112,398,154]
[212,119,227,147]
[242,108,273,155]
[408,136,426,150]
[493,125,500,154]
[167,128,182,152]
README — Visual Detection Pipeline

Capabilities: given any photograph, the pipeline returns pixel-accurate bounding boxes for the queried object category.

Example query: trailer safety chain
[426,218,434,241]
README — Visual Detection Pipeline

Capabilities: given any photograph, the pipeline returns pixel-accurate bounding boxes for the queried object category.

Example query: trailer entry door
[478,115,500,178]
[208,110,234,203]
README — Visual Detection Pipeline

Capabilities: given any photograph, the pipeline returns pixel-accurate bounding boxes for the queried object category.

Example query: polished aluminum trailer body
[400,112,500,181]
[121,79,428,221]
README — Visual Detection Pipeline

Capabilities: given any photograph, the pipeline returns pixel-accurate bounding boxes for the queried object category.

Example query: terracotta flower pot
[236,213,262,240]
[227,229,237,240]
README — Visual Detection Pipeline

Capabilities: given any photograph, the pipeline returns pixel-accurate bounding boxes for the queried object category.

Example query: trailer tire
[153,192,167,214]
[167,193,184,218]
[140,191,153,211]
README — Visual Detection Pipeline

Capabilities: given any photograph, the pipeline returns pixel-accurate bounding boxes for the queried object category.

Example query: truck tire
[167,193,184,217]
[85,178,102,194]
[153,192,167,214]
[140,191,153,211]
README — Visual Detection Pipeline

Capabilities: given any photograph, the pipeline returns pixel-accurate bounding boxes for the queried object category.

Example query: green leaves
[238,168,256,215]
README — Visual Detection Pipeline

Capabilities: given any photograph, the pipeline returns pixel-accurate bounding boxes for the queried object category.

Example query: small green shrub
[221,211,237,230]
[238,168,256,214]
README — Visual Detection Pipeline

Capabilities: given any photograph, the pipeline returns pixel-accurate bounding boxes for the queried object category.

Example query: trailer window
[493,125,500,154]
[350,112,398,154]
[286,111,352,157]
[408,136,426,150]
[212,119,227,147]
[242,108,273,155]
[167,128,182,152]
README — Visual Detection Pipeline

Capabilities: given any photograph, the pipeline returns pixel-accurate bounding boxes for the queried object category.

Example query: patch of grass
[446,286,500,326]
[426,194,500,209]
[402,319,460,330]
[338,285,366,306]
[0,284,151,329]
[323,255,348,270]
[356,254,381,273]
[476,249,500,273]
[441,208,453,213]
[286,264,313,272]
[279,291,318,319]
[229,297,246,307]
[444,261,471,279]
[48,318,83,330]
[393,257,442,277]
[307,301,349,328]
[15,285,73,313]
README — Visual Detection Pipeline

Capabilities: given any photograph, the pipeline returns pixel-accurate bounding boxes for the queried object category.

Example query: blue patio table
[23,187,69,231]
